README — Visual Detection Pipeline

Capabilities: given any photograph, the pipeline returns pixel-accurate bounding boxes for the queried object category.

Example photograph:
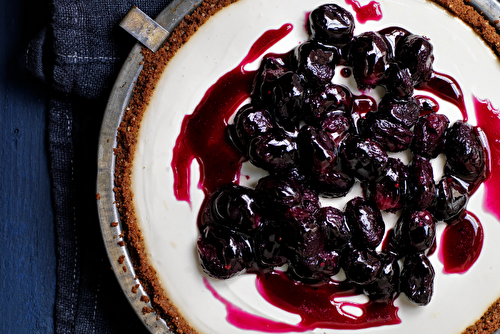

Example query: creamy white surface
[131,0,500,333]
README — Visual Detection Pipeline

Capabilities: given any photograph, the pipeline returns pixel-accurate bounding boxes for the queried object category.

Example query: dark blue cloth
[26,1,171,333]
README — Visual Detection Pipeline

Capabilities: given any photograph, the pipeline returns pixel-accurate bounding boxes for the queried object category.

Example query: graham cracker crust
[112,0,500,333]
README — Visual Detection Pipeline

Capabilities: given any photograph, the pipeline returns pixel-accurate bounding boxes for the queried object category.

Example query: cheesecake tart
[101,0,500,333]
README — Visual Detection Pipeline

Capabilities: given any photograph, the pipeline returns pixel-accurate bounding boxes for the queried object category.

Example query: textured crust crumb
[431,0,500,57]
[114,1,238,333]
[463,298,500,333]
[113,0,500,333]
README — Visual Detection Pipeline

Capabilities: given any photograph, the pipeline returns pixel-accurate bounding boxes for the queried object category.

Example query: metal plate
[97,1,500,333]
[96,1,203,333]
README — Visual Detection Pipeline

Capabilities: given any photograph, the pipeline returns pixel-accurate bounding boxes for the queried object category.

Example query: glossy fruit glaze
[169,2,497,332]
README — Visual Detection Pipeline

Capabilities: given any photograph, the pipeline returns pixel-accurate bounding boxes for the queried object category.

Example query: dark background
[2,0,56,332]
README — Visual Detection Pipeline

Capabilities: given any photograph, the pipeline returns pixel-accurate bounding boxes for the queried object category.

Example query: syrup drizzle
[203,277,302,333]
[418,71,467,122]
[474,97,500,221]
[344,0,383,23]
[171,24,293,204]
[256,272,400,330]
[204,272,400,332]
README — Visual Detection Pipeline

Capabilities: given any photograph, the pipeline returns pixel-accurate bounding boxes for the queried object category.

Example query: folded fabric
[26,1,171,333]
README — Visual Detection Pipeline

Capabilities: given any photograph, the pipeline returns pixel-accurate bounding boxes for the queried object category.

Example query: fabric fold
[26,1,171,333]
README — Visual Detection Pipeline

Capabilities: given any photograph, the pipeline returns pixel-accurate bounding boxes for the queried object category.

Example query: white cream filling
[131,0,500,333]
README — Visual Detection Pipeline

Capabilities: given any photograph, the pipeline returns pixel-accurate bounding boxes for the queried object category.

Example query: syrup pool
[344,0,383,23]
[438,212,484,274]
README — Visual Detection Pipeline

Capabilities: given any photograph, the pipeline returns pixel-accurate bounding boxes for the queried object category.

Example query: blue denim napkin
[27,1,171,333]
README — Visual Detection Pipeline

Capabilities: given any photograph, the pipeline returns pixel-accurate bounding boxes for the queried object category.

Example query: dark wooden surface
[0,0,56,332]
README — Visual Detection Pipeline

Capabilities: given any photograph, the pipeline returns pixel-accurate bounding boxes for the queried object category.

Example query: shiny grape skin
[395,34,435,86]
[407,155,436,211]
[253,218,291,270]
[341,243,383,285]
[362,254,400,302]
[211,184,261,232]
[361,112,413,152]
[340,135,389,182]
[401,253,435,306]
[349,31,391,89]
[394,210,436,255]
[315,206,351,250]
[363,157,408,212]
[431,175,469,224]
[197,225,253,279]
[308,4,355,45]
[248,131,299,176]
[228,104,275,155]
[293,40,338,87]
[344,197,385,250]
[411,113,449,158]
[444,121,487,185]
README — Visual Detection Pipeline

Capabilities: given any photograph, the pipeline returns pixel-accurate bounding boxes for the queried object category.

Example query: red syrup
[418,71,468,122]
[474,96,500,221]
[438,211,484,274]
[204,272,400,332]
[256,272,400,330]
[414,95,439,116]
[203,277,303,333]
[344,0,382,23]
[171,24,293,204]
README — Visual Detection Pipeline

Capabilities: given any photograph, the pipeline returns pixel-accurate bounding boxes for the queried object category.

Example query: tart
[107,0,500,333]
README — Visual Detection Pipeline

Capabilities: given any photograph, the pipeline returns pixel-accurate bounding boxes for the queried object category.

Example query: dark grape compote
[172,3,494,331]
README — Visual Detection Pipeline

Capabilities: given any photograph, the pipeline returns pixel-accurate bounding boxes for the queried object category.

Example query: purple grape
[310,167,355,198]
[394,210,436,255]
[248,131,299,175]
[254,175,317,217]
[411,113,449,158]
[254,218,291,269]
[303,84,352,126]
[197,226,252,279]
[344,197,385,249]
[315,206,351,250]
[308,4,355,45]
[377,95,420,128]
[289,249,340,284]
[382,62,414,98]
[349,31,390,88]
[401,253,435,306]
[362,112,413,152]
[378,26,411,58]
[340,135,389,182]
[362,254,400,302]
[407,155,436,210]
[341,244,382,285]
[320,112,352,146]
[395,34,435,86]
[211,184,260,232]
[363,157,408,212]
[271,71,306,129]
[432,176,469,224]
[252,56,289,105]
[228,104,275,155]
[294,40,338,86]
[297,125,338,176]
[444,121,487,185]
